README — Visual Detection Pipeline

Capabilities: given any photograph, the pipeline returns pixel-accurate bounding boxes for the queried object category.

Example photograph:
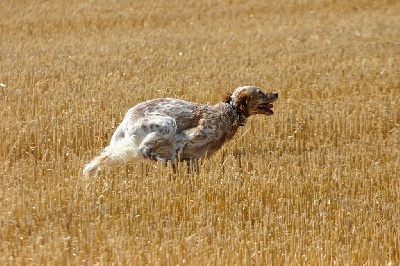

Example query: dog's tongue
[259,103,274,114]
[260,103,273,110]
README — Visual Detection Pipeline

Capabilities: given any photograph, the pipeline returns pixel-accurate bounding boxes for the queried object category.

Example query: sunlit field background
[1,0,399,264]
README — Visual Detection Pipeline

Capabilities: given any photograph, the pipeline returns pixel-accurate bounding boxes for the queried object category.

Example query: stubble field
[1,0,399,264]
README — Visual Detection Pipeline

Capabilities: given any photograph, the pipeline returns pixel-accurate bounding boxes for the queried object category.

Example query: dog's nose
[268,92,278,101]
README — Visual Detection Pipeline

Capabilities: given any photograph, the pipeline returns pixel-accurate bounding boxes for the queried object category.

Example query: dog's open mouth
[258,103,274,115]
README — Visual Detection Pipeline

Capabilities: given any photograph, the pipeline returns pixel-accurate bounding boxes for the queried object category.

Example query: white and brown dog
[83,86,278,177]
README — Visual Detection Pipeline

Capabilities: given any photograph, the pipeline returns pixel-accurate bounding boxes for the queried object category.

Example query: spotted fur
[83,86,278,177]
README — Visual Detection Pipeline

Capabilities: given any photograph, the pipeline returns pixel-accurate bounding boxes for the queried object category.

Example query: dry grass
[1,0,399,264]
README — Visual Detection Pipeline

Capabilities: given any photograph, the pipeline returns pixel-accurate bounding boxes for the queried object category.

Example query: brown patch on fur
[223,93,232,103]
[235,90,250,117]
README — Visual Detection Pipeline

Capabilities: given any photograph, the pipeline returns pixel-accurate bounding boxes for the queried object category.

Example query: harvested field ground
[1,0,399,264]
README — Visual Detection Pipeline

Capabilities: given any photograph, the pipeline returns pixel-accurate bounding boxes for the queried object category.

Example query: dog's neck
[228,96,246,127]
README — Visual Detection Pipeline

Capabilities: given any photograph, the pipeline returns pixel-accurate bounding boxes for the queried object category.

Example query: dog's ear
[236,91,248,109]
[223,93,232,103]
[234,90,250,117]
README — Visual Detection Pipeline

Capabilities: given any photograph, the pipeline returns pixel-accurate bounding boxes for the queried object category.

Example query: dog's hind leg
[138,132,172,162]
[136,116,177,162]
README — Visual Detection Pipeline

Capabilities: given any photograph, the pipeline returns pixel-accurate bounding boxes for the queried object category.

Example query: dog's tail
[83,137,138,178]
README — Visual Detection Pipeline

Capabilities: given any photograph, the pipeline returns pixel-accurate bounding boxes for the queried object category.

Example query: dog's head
[227,86,278,117]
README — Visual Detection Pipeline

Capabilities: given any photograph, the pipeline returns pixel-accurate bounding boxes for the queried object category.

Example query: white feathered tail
[83,137,138,177]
